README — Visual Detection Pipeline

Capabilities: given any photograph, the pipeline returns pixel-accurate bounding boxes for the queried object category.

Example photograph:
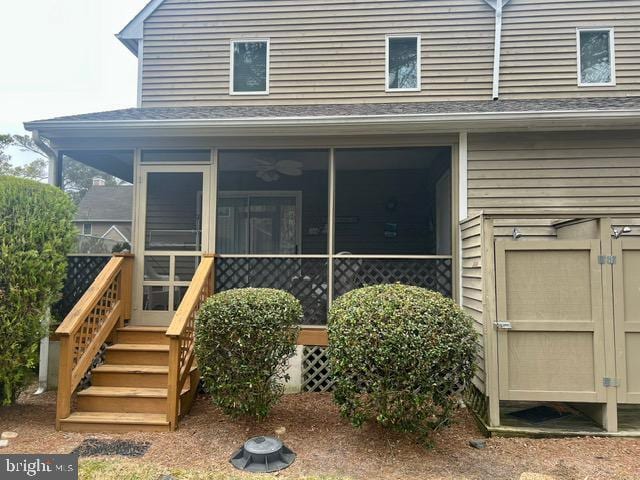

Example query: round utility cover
[230,436,296,473]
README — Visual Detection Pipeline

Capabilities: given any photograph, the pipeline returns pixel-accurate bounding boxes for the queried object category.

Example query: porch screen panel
[145,172,203,251]
[216,149,330,325]
[334,147,452,256]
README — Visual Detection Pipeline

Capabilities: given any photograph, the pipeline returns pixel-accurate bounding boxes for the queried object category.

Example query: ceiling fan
[255,159,303,182]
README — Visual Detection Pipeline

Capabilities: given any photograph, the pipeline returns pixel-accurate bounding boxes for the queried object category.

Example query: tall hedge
[328,284,477,442]
[0,176,75,404]
[195,288,301,419]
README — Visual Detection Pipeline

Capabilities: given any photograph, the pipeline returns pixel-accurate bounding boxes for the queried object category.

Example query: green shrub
[328,284,477,441]
[195,288,301,419]
[0,176,75,404]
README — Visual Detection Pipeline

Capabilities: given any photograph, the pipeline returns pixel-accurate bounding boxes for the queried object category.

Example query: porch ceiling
[24,97,640,141]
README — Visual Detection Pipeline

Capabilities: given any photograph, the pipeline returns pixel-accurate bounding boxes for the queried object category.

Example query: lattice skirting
[53,255,111,321]
[302,346,335,392]
[464,384,489,422]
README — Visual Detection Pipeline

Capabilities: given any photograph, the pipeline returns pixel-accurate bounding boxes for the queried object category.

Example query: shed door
[495,240,606,402]
[612,239,640,404]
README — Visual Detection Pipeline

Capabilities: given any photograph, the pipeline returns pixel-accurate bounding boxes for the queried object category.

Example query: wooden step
[105,344,169,366]
[117,326,169,345]
[77,386,172,414]
[59,412,170,433]
[92,364,169,388]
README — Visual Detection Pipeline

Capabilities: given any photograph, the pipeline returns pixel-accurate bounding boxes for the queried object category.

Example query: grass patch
[79,459,350,480]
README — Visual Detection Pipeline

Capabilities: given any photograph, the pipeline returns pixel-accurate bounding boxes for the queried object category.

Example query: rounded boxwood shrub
[195,288,301,419]
[328,284,477,441]
[0,176,75,405]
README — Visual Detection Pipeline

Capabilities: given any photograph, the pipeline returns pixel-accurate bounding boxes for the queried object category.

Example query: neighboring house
[24,0,640,434]
[73,179,133,250]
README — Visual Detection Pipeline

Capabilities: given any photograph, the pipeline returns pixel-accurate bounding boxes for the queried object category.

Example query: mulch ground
[1,389,639,479]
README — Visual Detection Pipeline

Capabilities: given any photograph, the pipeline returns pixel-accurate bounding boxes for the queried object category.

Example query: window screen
[232,41,268,93]
[579,30,613,85]
[387,36,419,90]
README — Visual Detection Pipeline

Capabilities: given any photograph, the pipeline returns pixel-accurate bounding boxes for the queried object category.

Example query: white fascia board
[116,0,165,56]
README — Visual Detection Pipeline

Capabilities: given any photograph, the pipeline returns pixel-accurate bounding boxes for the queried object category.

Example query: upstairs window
[386,35,421,92]
[577,28,616,86]
[230,39,269,95]
[82,223,92,235]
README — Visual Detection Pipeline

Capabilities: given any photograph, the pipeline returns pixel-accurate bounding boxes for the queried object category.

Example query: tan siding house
[25,0,640,435]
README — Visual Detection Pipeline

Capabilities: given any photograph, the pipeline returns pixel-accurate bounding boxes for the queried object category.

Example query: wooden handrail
[166,254,214,430]
[55,254,133,429]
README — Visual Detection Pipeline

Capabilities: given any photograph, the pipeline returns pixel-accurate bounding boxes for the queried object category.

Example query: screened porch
[57,145,457,341]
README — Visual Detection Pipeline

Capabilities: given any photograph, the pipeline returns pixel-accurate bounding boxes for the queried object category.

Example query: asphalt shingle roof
[27,97,640,124]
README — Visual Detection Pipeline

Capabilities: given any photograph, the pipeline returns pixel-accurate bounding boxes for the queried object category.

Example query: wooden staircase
[55,254,213,432]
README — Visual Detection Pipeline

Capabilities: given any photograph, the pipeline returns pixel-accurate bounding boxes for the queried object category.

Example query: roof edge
[116,0,165,56]
[24,109,640,135]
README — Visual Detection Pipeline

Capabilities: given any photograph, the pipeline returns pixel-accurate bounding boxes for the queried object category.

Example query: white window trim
[229,38,270,95]
[576,27,616,87]
[385,34,421,93]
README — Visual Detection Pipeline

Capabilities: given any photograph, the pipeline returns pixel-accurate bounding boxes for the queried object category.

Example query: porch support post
[458,132,468,220]
[458,132,468,305]
[33,130,61,395]
[327,148,336,308]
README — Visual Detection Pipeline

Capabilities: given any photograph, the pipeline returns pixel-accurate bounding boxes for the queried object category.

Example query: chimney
[92,176,106,186]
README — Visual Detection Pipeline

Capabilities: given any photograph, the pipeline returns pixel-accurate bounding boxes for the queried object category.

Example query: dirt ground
[1,389,639,480]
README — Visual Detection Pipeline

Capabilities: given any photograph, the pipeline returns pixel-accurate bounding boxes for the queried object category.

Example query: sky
[0,0,149,164]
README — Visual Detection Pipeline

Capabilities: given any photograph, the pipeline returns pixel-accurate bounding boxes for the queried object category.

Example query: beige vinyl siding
[500,0,640,98]
[468,131,640,216]
[141,0,640,107]
[460,214,485,393]
[141,0,497,106]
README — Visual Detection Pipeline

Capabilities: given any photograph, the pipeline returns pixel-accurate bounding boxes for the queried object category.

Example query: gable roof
[75,185,133,222]
[117,0,165,55]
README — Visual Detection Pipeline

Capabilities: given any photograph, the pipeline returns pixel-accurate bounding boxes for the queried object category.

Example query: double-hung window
[230,39,269,95]
[386,34,421,92]
[577,28,616,86]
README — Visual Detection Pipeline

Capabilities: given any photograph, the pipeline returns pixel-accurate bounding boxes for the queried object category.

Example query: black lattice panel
[216,257,328,325]
[302,346,335,392]
[52,255,111,321]
[333,258,452,298]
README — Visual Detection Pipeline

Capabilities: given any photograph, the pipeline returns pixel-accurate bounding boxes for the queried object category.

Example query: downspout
[32,130,59,395]
[492,1,503,100]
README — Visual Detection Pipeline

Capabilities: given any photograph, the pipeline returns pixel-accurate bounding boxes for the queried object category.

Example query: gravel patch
[72,438,151,458]
[1,389,639,479]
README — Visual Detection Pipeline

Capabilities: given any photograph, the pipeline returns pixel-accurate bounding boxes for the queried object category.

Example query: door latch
[494,321,512,330]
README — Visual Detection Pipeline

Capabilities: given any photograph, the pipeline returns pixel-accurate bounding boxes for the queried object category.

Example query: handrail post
[55,334,73,430]
[115,253,134,324]
[167,337,180,430]
[165,254,215,430]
